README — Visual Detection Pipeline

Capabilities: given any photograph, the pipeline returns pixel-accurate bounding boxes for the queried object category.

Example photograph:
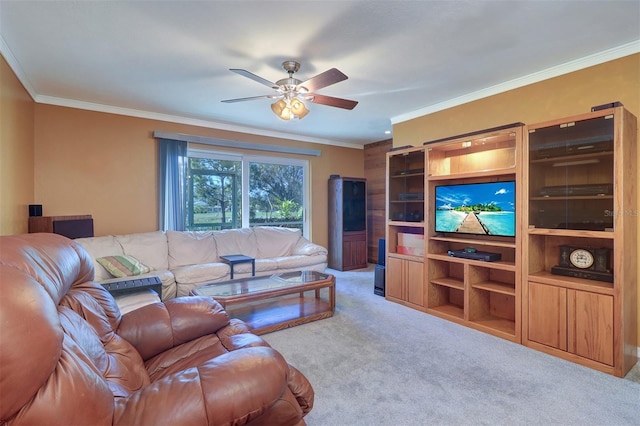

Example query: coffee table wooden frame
[191,271,335,335]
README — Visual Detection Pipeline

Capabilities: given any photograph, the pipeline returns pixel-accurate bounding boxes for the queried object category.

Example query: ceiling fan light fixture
[225,60,356,119]
[290,98,309,118]
[271,99,287,117]
[271,97,309,121]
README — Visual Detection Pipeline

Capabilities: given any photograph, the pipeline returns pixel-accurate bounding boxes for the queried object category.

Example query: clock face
[570,249,594,269]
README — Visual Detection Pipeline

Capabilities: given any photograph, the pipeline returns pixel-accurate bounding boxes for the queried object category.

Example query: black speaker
[377,238,386,266]
[29,204,42,217]
[374,264,385,296]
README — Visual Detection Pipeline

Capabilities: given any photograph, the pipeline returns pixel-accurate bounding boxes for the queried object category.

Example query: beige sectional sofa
[75,226,328,303]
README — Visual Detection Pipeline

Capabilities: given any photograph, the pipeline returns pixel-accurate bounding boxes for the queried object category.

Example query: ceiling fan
[221,60,358,120]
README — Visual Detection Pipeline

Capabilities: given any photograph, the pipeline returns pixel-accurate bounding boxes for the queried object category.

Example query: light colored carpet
[263,265,640,426]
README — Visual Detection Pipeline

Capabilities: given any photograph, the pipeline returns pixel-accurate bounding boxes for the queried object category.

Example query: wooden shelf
[430,277,464,290]
[427,253,516,271]
[472,280,515,296]
[390,172,424,179]
[427,167,515,181]
[430,235,516,248]
[529,150,613,165]
[471,317,516,336]
[527,271,614,295]
[527,228,615,238]
[388,252,423,262]
[388,220,424,227]
[428,304,464,320]
[530,195,613,201]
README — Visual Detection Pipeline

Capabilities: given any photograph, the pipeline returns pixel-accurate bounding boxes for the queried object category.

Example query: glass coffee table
[191,271,335,335]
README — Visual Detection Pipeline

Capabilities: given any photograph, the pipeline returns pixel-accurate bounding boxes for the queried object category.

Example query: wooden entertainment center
[385,106,637,377]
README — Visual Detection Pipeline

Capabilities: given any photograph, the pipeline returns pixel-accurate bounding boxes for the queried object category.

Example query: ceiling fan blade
[221,95,276,103]
[307,94,358,110]
[230,69,278,89]
[299,68,348,92]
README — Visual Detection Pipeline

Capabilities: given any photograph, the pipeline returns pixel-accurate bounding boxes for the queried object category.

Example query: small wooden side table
[220,254,255,279]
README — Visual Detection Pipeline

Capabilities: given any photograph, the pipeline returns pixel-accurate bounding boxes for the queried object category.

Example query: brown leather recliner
[0,233,314,425]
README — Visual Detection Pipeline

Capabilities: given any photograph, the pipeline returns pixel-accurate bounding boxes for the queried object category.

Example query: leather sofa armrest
[117,296,230,360]
[287,364,315,416]
[291,238,328,256]
[113,347,292,425]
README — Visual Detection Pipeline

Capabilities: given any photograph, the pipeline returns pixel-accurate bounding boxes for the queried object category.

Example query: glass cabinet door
[528,114,614,231]
[387,149,425,222]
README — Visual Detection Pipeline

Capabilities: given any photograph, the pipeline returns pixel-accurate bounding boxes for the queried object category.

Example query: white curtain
[158,138,187,231]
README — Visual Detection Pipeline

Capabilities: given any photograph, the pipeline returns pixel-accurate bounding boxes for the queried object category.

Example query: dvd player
[398,192,424,201]
[539,184,613,197]
[447,249,501,262]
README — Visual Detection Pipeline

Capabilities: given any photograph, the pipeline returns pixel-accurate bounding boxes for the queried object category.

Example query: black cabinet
[328,176,367,271]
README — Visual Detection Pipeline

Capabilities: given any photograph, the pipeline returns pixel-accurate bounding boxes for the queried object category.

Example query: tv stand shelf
[430,236,516,249]
[427,253,516,271]
[413,123,522,343]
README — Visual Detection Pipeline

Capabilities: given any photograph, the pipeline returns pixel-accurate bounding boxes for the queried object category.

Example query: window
[187,156,241,230]
[186,149,309,236]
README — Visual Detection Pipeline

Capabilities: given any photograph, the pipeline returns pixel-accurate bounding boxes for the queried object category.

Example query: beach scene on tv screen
[435,182,515,237]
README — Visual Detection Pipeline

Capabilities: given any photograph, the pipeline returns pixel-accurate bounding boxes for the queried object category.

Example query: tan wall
[32,104,364,248]
[0,55,35,235]
[393,53,640,348]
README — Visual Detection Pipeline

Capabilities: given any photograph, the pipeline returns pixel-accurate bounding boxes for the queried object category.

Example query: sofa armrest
[287,364,315,416]
[117,296,230,360]
[113,347,292,426]
[291,238,328,256]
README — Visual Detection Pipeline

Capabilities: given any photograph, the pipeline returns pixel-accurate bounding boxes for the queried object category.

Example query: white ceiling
[1,1,639,148]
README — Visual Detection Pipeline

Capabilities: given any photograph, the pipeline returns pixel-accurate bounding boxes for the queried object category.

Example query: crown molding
[391,40,640,125]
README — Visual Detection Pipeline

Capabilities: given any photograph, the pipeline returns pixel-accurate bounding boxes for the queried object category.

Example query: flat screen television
[435,181,515,237]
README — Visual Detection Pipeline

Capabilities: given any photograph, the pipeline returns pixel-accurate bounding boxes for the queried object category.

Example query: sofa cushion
[254,258,279,273]
[275,255,328,270]
[97,255,151,278]
[116,231,169,271]
[75,235,125,281]
[254,226,301,258]
[172,263,230,295]
[213,228,258,258]
[167,230,218,269]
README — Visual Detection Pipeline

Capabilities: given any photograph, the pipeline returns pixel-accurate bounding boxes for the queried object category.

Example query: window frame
[187,147,310,237]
